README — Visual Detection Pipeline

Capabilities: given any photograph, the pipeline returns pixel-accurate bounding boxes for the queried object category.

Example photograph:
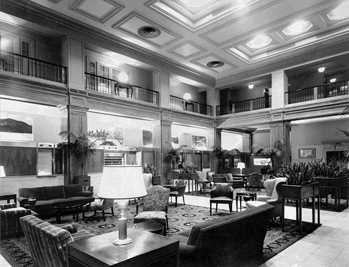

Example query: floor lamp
[98,166,147,245]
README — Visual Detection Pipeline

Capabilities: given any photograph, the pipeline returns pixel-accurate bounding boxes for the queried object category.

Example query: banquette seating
[212,173,245,188]
[18,184,95,217]
[170,204,275,267]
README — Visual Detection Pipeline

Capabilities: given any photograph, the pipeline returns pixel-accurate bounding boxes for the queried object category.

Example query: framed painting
[299,148,316,159]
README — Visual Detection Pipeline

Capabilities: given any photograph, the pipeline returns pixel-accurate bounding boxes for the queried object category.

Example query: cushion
[134,211,166,220]
[43,186,65,200]
[18,187,44,200]
[64,185,83,198]
[226,173,233,181]
[264,179,276,196]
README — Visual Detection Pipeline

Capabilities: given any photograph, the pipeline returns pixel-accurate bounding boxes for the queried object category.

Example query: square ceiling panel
[69,0,123,24]
[192,54,238,73]
[146,0,262,31]
[168,41,206,59]
[112,13,181,48]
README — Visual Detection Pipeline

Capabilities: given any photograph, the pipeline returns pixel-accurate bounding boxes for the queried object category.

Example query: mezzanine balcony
[217,80,349,116]
[170,95,213,116]
[85,73,159,105]
[0,51,67,84]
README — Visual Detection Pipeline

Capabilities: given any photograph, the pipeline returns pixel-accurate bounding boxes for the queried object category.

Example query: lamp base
[113,237,133,245]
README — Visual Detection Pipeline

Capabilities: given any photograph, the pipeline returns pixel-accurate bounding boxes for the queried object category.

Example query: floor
[2,194,349,267]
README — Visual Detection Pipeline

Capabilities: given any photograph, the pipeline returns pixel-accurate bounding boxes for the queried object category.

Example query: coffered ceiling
[1,0,349,90]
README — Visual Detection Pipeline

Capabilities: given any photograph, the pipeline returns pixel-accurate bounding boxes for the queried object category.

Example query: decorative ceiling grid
[168,41,207,60]
[69,0,124,24]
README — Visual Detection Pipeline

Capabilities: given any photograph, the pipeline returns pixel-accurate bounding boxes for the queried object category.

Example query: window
[0,35,14,72]
[21,41,29,57]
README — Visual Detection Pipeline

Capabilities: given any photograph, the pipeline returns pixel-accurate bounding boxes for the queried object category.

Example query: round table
[134,222,164,235]
[235,190,257,212]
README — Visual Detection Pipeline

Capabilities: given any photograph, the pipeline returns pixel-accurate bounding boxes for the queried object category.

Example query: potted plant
[164,144,187,169]
[311,159,349,210]
[212,146,240,172]
[252,139,284,174]
[57,131,98,184]
[280,161,319,200]
[144,163,161,185]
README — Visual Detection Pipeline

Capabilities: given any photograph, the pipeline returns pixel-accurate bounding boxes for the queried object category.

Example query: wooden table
[55,204,80,224]
[0,192,16,204]
[68,228,179,267]
[235,190,257,211]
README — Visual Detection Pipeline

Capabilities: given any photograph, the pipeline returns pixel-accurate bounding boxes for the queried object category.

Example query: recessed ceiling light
[282,20,313,35]
[318,66,325,73]
[207,61,224,68]
[246,35,272,49]
[330,78,336,83]
[327,1,349,20]
[248,83,254,89]
[138,26,161,38]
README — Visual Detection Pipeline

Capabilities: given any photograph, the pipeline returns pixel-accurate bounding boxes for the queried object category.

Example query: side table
[235,190,257,212]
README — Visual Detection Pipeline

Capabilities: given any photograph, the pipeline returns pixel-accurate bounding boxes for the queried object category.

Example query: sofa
[170,203,274,267]
[212,173,245,188]
[20,214,94,267]
[18,184,95,216]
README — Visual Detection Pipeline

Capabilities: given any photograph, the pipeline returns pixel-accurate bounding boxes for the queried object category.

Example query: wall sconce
[0,166,6,177]
[330,78,336,83]
[118,71,129,83]
[183,93,191,100]
[237,162,245,174]
[248,83,254,89]
[318,65,325,73]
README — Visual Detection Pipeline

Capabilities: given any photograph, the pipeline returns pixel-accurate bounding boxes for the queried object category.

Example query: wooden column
[270,120,291,168]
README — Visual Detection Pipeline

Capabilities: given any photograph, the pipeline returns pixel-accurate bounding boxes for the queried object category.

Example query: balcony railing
[170,95,213,116]
[216,96,271,115]
[85,73,159,105]
[0,51,66,84]
[286,80,348,104]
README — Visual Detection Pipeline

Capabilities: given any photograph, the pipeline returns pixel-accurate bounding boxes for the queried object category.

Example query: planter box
[74,175,91,186]
[282,182,319,200]
[152,175,161,185]
[314,176,348,188]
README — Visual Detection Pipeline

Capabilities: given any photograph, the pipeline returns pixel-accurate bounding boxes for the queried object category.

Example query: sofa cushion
[64,185,83,198]
[66,196,95,205]
[226,173,233,181]
[43,186,65,200]
[18,187,44,200]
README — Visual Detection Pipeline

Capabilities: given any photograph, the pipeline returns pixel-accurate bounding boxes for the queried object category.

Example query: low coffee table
[235,190,257,212]
[54,204,80,224]
[135,222,164,235]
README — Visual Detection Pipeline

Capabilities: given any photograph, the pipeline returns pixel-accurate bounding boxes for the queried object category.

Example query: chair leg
[210,202,212,216]
[183,196,185,205]
[102,210,106,221]
[175,197,177,207]
[111,207,114,216]
[216,203,218,213]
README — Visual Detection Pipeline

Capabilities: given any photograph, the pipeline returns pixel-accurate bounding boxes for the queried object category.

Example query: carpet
[0,203,319,267]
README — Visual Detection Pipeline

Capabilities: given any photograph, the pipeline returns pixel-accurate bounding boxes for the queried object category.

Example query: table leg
[239,196,242,211]
[56,208,61,224]
[312,196,315,227]
[317,195,320,225]
[299,201,303,233]
[235,195,238,212]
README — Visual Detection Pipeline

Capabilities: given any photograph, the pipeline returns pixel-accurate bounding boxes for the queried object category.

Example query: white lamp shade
[98,166,147,199]
[0,166,5,177]
[183,93,191,100]
[237,162,245,169]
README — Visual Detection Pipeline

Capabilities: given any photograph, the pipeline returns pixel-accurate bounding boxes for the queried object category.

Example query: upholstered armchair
[197,171,213,195]
[134,185,170,236]
[0,203,34,239]
[83,198,114,221]
[210,183,234,215]
[245,172,264,190]
[246,177,287,229]
[20,214,94,267]
[169,180,187,207]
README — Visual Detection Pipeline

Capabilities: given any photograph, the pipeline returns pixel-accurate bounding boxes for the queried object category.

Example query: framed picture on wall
[299,148,316,159]
[192,135,207,150]
[0,112,34,141]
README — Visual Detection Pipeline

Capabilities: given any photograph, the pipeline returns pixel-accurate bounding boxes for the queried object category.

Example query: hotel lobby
[1,0,349,266]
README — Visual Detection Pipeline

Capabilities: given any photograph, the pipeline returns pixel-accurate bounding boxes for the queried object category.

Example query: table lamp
[0,166,6,177]
[98,166,147,245]
[237,162,245,174]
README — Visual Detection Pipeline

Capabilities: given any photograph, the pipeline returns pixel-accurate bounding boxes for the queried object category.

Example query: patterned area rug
[0,203,319,267]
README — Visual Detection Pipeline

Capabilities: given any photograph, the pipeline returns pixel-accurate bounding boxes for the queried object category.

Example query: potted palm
[57,131,98,184]
[144,163,161,185]
[252,139,284,174]
[164,145,187,170]
[212,146,240,172]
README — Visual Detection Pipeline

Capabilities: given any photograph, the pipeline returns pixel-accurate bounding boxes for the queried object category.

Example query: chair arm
[17,196,28,207]
[81,191,93,197]
[0,203,17,210]
[60,224,78,234]
[266,199,278,205]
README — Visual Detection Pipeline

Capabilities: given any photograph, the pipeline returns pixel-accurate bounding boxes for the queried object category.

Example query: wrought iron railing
[85,73,159,105]
[216,96,271,115]
[0,51,66,84]
[170,95,213,116]
[286,80,348,104]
